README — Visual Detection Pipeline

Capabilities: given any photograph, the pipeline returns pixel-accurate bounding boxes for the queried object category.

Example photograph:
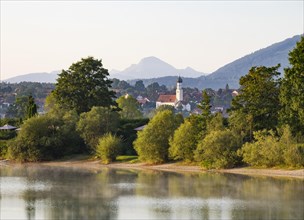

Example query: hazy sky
[1,1,303,80]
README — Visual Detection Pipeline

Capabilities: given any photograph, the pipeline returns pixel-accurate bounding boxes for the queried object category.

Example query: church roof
[157,95,176,103]
[177,76,183,83]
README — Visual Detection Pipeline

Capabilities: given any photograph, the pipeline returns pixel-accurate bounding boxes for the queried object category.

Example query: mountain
[206,35,301,84]
[110,56,204,80]
[4,71,60,83]
[3,35,301,89]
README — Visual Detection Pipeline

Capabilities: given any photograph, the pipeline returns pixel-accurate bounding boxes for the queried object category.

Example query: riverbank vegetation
[1,37,303,169]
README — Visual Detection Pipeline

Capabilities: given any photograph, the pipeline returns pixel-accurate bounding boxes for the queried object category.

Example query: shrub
[195,129,240,169]
[240,130,283,167]
[169,119,200,162]
[8,112,84,162]
[134,110,183,164]
[77,107,119,150]
[96,133,122,164]
[239,126,304,168]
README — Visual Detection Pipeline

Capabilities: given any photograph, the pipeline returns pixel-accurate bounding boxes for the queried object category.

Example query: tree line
[1,37,303,168]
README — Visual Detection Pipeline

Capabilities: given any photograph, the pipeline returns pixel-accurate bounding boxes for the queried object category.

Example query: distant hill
[4,71,60,83]
[128,35,301,89]
[206,35,301,84]
[110,56,205,80]
[3,35,301,89]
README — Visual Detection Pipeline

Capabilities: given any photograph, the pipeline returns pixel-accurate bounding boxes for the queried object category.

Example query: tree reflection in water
[0,165,303,220]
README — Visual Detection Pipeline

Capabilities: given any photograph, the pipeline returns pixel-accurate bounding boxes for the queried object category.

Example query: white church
[156,76,191,112]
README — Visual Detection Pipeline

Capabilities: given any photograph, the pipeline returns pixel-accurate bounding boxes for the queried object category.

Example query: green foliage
[96,133,122,164]
[240,130,283,167]
[169,118,200,162]
[134,80,146,92]
[279,36,304,135]
[198,90,212,120]
[229,110,254,143]
[239,126,304,168]
[0,140,9,159]
[231,65,281,131]
[8,113,84,162]
[53,57,116,114]
[77,106,119,150]
[116,118,149,155]
[134,110,183,164]
[206,112,225,133]
[195,129,240,169]
[6,96,28,118]
[116,95,142,119]
[26,95,38,119]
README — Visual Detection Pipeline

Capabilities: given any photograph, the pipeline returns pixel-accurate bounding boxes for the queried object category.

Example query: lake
[0,165,303,220]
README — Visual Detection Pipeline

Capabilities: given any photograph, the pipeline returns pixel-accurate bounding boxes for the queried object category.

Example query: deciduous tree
[134,110,183,164]
[279,36,304,135]
[230,65,281,131]
[53,57,116,114]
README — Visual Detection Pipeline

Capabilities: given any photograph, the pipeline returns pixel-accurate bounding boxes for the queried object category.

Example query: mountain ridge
[3,34,301,89]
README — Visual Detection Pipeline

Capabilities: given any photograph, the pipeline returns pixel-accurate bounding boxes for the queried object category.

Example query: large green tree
[230,65,281,131]
[279,36,304,135]
[53,57,116,114]
[134,110,183,164]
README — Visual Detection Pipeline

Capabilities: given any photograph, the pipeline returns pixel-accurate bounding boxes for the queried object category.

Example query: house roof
[0,124,17,130]
[134,125,146,131]
[157,95,176,103]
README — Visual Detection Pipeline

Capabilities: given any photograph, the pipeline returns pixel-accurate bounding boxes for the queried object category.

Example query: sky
[1,0,303,80]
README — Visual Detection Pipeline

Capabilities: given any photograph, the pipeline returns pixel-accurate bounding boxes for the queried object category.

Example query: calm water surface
[0,165,303,220]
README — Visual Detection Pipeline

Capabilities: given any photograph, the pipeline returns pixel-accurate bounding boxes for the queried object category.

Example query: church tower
[176,76,183,102]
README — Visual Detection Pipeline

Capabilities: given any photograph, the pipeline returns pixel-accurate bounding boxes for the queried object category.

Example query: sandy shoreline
[1,159,303,179]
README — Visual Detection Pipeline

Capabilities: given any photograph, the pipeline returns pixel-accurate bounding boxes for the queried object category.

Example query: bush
[239,126,304,168]
[134,110,183,164]
[240,130,283,167]
[96,133,122,164]
[169,119,200,162]
[8,112,84,162]
[194,129,240,169]
[283,144,304,167]
[77,107,119,150]
[0,140,9,159]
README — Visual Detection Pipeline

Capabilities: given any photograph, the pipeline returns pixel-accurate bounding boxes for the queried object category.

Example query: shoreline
[1,159,303,179]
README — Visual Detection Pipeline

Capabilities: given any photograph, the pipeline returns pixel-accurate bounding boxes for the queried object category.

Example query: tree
[96,133,122,164]
[230,65,281,131]
[26,95,38,119]
[146,82,161,101]
[77,106,119,150]
[279,36,304,135]
[116,95,142,119]
[6,96,28,118]
[8,112,84,162]
[134,80,146,92]
[194,129,240,169]
[198,90,211,121]
[53,57,116,114]
[239,126,304,168]
[169,116,200,162]
[134,110,183,164]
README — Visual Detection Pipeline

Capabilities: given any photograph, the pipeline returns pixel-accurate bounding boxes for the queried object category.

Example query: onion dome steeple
[177,76,183,83]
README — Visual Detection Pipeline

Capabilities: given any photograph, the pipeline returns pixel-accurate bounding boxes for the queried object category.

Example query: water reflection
[0,165,303,220]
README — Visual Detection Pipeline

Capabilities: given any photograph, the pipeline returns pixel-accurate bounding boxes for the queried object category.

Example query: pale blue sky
[1,1,303,80]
